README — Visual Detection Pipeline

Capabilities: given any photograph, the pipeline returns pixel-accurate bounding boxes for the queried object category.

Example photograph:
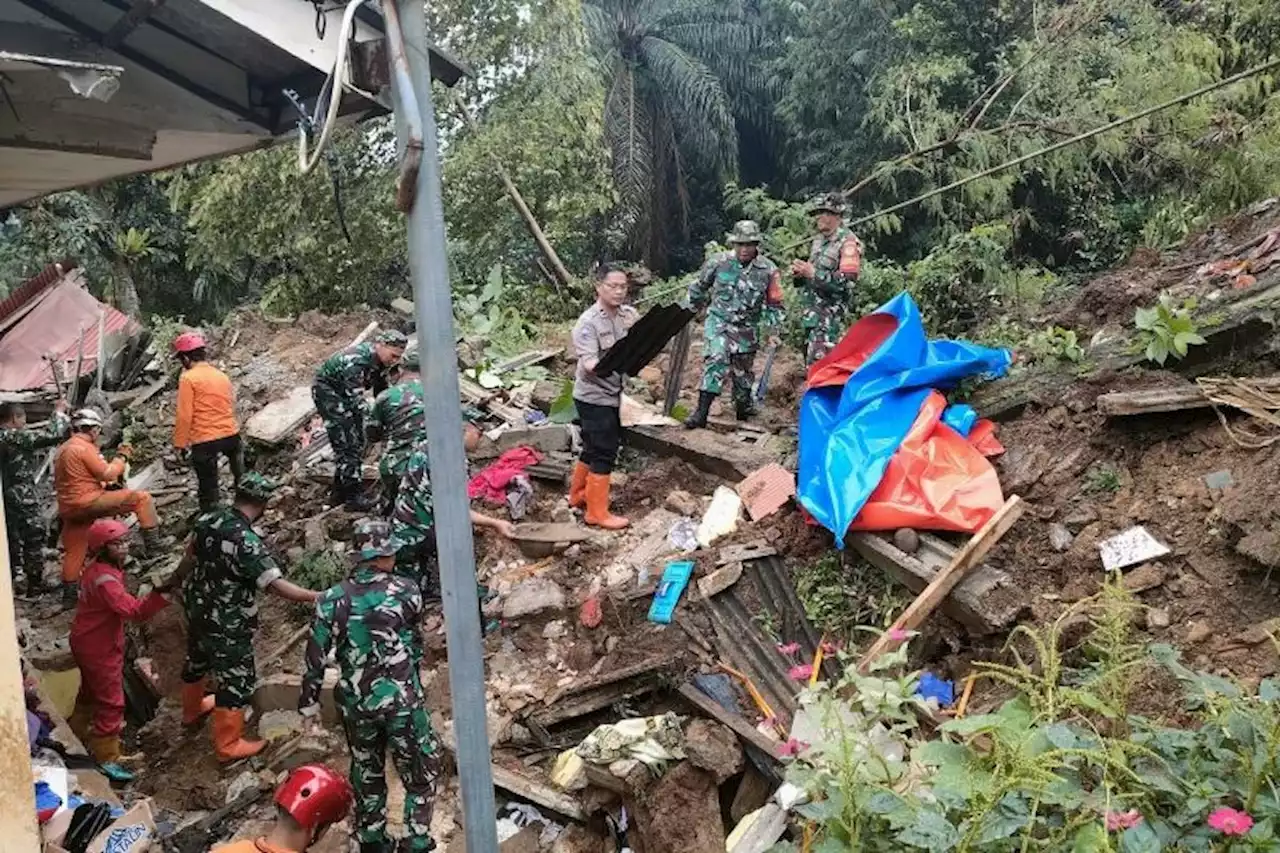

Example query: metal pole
[390,3,499,852]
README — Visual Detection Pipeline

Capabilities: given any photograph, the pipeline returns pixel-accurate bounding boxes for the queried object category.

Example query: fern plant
[1135,293,1206,366]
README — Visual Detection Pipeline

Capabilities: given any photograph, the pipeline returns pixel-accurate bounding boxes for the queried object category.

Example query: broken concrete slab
[849,532,1024,635]
[1100,526,1170,571]
[245,385,317,445]
[623,424,780,480]
[502,577,567,620]
[497,424,572,453]
[253,672,340,726]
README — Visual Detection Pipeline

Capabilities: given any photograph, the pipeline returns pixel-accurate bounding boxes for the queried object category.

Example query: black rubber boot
[735,398,758,421]
[359,842,391,853]
[344,486,378,512]
[683,391,715,430]
[61,582,78,610]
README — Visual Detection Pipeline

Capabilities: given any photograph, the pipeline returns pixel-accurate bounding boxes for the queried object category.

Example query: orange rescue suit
[213,839,299,853]
[173,361,239,449]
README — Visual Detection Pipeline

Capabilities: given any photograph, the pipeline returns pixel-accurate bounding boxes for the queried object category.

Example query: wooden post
[95,308,106,391]
[858,496,1025,671]
[0,471,41,849]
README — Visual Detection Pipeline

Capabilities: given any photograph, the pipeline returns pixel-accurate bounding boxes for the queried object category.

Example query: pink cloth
[467,447,544,504]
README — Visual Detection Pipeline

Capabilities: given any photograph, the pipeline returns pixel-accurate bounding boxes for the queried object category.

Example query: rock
[565,545,582,559]
[892,528,920,554]
[551,505,574,523]
[551,825,606,853]
[499,825,541,853]
[684,719,744,784]
[1146,608,1171,629]
[225,770,259,805]
[258,709,303,742]
[509,724,532,746]
[1204,469,1234,490]
[999,445,1050,494]
[1062,504,1099,532]
[604,636,620,654]
[612,472,629,488]
[1186,621,1213,645]
[665,490,701,517]
[304,518,328,553]
[502,577,567,620]
[1048,523,1074,553]
[542,620,568,640]
[630,763,724,853]
[1123,562,1168,593]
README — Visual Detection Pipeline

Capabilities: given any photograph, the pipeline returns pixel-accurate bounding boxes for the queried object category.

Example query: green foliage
[1083,464,1123,495]
[783,577,1280,851]
[1135,294,1207,366]
[454,264,538,355]
[288,550,346,591]
[1024,327,1085,366]
[795,553,906,644]
[548,378,579,424]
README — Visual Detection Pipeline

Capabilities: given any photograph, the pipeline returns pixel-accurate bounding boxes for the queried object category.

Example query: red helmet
[87,519,130,551]
[173,332,206,354]
[275,764,353,830]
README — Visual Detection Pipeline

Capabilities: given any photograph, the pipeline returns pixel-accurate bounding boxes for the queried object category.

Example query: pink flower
[1105,810,1143,832]
[1208,808,1254,836]
[777,738,809,757]
[776,642,802,656]
[821,640,841,655]
[788,664,814,681]
[887,627,913,642]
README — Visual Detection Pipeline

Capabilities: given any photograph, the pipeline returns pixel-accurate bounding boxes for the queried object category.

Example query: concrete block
[253,672,340,726]
[496,424,572,454]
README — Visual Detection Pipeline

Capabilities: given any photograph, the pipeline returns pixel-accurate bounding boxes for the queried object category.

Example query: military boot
[735,397,758,421]
[683,391,715,430]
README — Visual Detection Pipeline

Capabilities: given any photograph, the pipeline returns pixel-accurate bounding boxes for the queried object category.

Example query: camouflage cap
[353,518,399,561]
[399,346,420,371]
[376,329,409,349]
[236,471,279,504]
[726,220,763,245]
[806,192,847,216]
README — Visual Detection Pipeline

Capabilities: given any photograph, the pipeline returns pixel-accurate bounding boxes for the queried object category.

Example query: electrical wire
[298,0,366,176]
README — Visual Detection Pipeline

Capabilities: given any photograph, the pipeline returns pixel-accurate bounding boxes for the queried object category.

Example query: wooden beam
[103,0,166,49]
[676,683,781,762]
[859,496,1025,670]
[1096,385,1215,417]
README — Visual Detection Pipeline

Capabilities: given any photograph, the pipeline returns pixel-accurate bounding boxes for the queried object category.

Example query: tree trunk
[112,258,141,318]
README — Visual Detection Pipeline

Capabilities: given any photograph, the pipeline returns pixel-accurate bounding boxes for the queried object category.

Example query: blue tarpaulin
[797,293,1012,545]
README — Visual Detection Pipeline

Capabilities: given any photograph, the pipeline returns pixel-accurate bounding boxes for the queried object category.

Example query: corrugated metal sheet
[594,303,695,377]
[0,259,76,332]
[0,269,139,391]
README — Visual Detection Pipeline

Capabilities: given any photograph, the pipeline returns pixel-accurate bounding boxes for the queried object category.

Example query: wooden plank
[544,653,680,706]
[848,532,1024,635]
[245,321,379,445]
[493,347,562,375]
[676,683,781,762]
[1097,385,1212,417]
[717,541,776,566]
[530,675,661,728]
[858,496,1025,670]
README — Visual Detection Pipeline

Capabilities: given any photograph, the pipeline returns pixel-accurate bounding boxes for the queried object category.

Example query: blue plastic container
[648,560,694,624]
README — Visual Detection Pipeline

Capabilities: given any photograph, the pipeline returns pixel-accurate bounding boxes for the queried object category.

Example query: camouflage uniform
[389,441,437,595]
[799,194,863,365]
[0,412,68,586]
[687,222,784,409]
[181,501,282,708]
[300,519,441,852]
[367,350,425,513]
[312,331,406,496]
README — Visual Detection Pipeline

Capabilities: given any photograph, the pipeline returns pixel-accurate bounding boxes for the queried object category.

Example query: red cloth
[69,560,168,736]
[467,447,544,504]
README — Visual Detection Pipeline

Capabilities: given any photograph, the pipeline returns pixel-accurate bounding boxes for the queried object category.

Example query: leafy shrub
[1024,326,1085,366]
[1083,464,1123,494]
[288,549,346,591]
[795,553,906,644]
[1136,294,1206,366]
[779,578,1280,852]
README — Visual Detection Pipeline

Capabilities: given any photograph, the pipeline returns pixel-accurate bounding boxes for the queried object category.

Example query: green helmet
[806,192,847,216]
[726,220,763,245]
[353,518,400,562]
[236,472,279,504]
[376,329,409,349]
[399,346,420,371]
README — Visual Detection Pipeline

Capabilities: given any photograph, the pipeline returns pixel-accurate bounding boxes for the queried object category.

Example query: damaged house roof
[0,261,140,392]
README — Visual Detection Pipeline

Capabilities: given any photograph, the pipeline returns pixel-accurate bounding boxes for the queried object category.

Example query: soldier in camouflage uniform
[367,346,425,515]
[390,438,514,599]
[684,221,785,429]
[313,330,407,511]
[792,193,863,366]
[300,519,441,853]
[180,472,320,762]
[0,400,69,595]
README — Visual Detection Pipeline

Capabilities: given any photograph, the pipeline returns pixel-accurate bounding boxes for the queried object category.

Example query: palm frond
[603,59,655,256]
[581,2,616,57]
[636,36,738,177]
[659,20,776,128]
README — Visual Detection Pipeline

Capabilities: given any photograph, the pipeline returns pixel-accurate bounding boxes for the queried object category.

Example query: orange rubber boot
[212,708,265,762]
[568,462,589,508]
[182,681,216,727]
[584,473,629,530]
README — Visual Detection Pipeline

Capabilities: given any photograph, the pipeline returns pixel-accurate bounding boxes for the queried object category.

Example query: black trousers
[190,433,244,510]
[575,399,622,475]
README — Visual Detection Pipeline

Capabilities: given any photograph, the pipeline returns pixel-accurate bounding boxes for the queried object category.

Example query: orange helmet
[274,764,353,830]
[87,519,130,552]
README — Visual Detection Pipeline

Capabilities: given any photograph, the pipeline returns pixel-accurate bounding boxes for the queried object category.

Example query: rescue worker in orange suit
[54,408,161,607]
[173,331,243,511]
[68,519,171,782]
[213,764,354,853]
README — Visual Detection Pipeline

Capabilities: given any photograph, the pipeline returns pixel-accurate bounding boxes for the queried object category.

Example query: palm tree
[110,226,154,318]
[582,0,768,268]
